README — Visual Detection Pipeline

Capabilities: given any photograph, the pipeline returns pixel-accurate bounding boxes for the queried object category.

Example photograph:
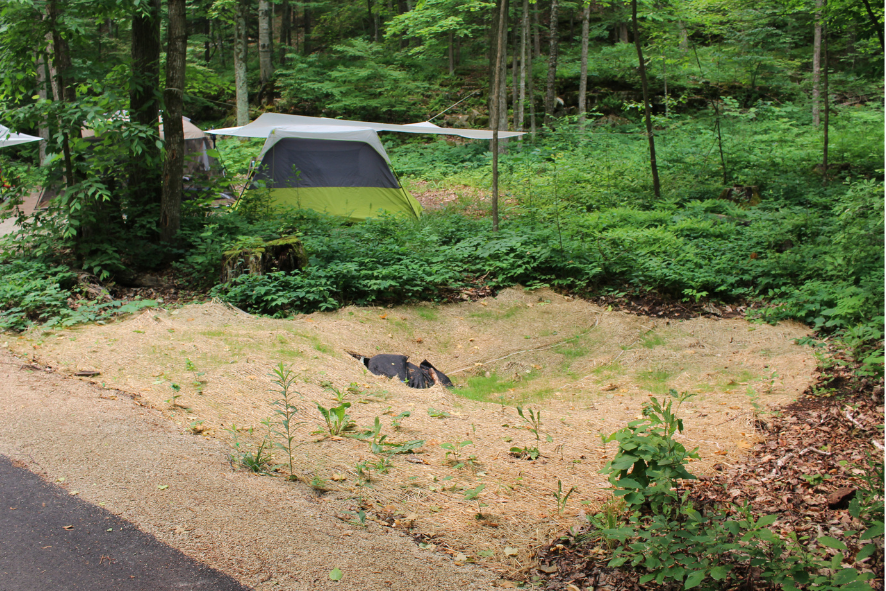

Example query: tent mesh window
[255,138,400,189]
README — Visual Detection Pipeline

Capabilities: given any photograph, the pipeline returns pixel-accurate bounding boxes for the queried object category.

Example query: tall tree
[859,0,883,51]
[45,0,74,188]
[578,1,589,123]
[259,0,273,89]
[35,51,49,166]
[631,0,660,198]
[516,0,529,131]
[821,0,829,186]
[812,0,823,126]
[543,0,559,126]
[234,0,249,125]
[130,0,162,205]
[160,0,188,242]
[160,0,187,242]
[281,0,292,60]
[497,0,509,138]
[490,0,508,232]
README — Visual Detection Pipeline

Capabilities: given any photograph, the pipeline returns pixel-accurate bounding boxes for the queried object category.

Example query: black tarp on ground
[354,353,454,389]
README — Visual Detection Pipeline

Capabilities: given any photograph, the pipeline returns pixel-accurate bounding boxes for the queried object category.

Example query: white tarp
[0,124,42,149]
[207,112,526,140]
[258,125,393,164]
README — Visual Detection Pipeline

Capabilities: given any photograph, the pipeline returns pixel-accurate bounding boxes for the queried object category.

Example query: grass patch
[638,369,673,395]
[640,333,666,349]
[468,304,524,321]
[413,306,440,321]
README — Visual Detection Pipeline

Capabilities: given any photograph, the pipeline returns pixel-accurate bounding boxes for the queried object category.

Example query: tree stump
[221,235,308,283]
[719,185,761,207]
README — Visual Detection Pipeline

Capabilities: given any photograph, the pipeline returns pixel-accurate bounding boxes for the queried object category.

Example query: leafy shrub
[0,260,75,331]
[595,391,879,590]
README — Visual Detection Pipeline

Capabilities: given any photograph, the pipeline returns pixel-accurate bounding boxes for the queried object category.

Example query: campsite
[0,1,883,590]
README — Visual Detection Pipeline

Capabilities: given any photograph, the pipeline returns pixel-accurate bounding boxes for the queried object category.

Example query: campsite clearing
[10,287,817,575]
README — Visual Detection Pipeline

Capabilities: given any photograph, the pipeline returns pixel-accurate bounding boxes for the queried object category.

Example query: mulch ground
[532,355,885,591]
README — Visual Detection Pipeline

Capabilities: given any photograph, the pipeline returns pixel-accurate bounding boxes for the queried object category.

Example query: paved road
[0,455,251,591]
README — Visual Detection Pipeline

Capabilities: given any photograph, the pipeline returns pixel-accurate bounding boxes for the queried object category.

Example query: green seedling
[185,358,206,393]
[464,483,487,518]
[344,509,367,527]
[322,381,349,403]
[309,475,328,491]
[166,383,182,407]
[316,402,355,436]
[509,446,540,460]
[441,440,473,468]
[553,479,577,514]
[516,405,552,444]
[270,363,301,481]
[427,408,450,419]
[225,421,273,474]
[391,411,411,430]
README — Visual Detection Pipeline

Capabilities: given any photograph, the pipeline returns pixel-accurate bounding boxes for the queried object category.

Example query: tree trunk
[543,0,559,127]
[528,15,536,135]
[618,22,629,43]
[822,4,829,186]
[533,4,541,58]
[204,18,211,63]
[491,0,508,232]
[46,0,74,188]
[234,0,249,126]
[860,0,884,51]
[578,2,589,122]
[161,0,187,243]
[812,0,823,127]
[516,0,528,131]
[448,31,454,75]
[631,0,661,198]
[303,4,312,55]
[498,0,509,140]
[259,0,272,87]
[281,0,291,60]
[130,0,161,204]
[679,20,688,51]
[510,27,518,121]
[35,52,50,166]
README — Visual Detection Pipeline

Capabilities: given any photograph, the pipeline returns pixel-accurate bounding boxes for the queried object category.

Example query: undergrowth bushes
[209,174,883,378]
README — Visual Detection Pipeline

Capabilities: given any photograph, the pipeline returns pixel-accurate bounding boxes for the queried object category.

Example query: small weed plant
[553,480,577,515]
[316,401,355,436]
[270,363,301,481]
[440,439,472,468]
[225,422,273,474]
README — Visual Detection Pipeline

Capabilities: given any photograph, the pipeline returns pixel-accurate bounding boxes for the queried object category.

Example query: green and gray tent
[208,114,523,222]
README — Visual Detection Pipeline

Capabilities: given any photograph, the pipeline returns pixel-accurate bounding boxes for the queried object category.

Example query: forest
[0,0,883,589]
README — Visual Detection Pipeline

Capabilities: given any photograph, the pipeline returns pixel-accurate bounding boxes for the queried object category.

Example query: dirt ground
[0,349,499,590]
[6,287,818,578]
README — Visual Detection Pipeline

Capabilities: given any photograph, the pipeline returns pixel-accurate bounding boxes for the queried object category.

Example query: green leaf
[709,565,729,580]
[818,536,847,550]
[684,569,707,589]
[329,568,343,581]
[756,514,778,527]
[855,542,877,561]
[860,521,884,540]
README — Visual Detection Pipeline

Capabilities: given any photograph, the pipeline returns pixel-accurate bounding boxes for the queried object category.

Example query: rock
[827,487,856,510]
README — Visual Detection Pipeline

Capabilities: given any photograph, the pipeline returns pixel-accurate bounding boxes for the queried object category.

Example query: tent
[0,125,42,149]
[38,116,225,209]
[207,113,523,222]
[82,116,220,181]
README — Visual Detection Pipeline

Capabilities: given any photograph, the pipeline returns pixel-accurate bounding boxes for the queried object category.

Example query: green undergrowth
[586,389,883,590]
